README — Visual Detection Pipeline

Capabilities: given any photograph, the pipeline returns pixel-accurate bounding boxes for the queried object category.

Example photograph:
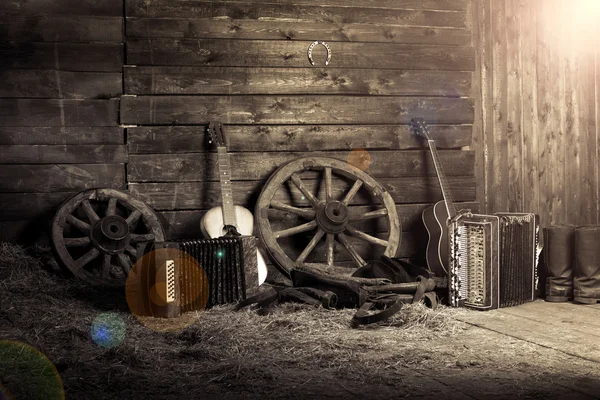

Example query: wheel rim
[51,188,165,287]
[255,157,401,277]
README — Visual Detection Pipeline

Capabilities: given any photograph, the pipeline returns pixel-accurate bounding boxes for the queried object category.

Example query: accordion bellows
[448,212,539,310]
[132,236,259,318]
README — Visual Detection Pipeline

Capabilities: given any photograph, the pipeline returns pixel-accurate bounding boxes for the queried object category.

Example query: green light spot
[217,250,223,258]
[301,196,305,200]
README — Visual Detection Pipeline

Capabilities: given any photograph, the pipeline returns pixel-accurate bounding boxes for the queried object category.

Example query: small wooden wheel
[51,188,165,287]
[255,157,401,277]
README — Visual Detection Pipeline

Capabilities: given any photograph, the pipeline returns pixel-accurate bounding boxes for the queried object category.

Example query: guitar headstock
[411,117,432,141]
[207,121,226,148]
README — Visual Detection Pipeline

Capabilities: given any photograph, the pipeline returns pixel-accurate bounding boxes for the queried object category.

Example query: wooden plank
[124,66,471,96]
[127,150,475,181]
[490,0,508,213]
[0,99,119,127]
[127,39,475,71]
[0,145,127,164]
[0,42,123,72]
[506,0,523,212]
[128,125,473,154]
[0,127,123,145]
[0,0,123,16]
[458,302,600,364]
[0,164,125,193]
[520,0,539,218]
[125,1,468,28]
[126,18,471,46]
[0,71,122,99]
[120,96,474,125]
[480,0,493,213]
[128,176,476,210]
[0,15,123,42]
[470,0,484,212]
[126,0,469,12]
[0,192,77,220]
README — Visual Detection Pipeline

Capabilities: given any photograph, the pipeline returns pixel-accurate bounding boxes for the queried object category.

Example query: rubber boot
[574,226,600,304]
[543,225,575,302]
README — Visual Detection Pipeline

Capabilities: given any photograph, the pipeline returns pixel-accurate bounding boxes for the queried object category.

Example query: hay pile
[0,242,471,400]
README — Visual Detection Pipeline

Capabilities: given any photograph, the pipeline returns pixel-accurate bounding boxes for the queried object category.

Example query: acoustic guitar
[200,121,268,286]
[411,118,458,278]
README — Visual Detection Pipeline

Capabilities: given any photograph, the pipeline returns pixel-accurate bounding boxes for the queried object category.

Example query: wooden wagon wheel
[51,188,165,287]
[255,157,401,277]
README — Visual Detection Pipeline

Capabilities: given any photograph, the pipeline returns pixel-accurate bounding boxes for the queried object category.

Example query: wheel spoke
[295,229,325,264]
[324,167,333,201]
[126,209,142,228]
[290,173,319,207]
[270,201,316,219]
[125,245,137,257]
[273,220,317,239]
[345,225,389,247]
[75,248,100,268]
[102,254,111,278]
[349,208,388,221]
[64,237,91,247]
[106,197,118,216]
[81,199,100,224]
[130,233,155,243]
[341,180,363,206]
[67,214,91,233]
[117,253,132,275]
[336,233,367,268]
[326,233,335,267]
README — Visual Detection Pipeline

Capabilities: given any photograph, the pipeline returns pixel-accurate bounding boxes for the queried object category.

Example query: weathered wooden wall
[0,0,477,268]
[474,0,600,227]
[122,0,478,266]
[0,0,125,242]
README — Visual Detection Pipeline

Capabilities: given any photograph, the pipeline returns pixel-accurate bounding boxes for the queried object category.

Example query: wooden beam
[0,127,123,145]
[124,66,471,96]
[0,145,127,164]
[0,0,123,16]
[120,96,474,125]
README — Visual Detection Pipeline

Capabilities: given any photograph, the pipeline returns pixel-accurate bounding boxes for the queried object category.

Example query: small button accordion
[131,236,259,318]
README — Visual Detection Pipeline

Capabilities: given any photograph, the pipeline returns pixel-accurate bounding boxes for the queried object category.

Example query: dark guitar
[411,118,458,277]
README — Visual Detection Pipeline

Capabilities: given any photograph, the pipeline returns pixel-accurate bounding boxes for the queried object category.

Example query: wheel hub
[316,201,349,234]
[90,215,130,254]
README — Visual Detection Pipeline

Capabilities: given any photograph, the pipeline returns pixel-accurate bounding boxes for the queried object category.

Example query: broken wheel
[51,188,165,287]
[255,157,401,277]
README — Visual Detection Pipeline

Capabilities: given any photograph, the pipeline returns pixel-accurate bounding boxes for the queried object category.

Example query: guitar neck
[217,147,237,226]
[427,140,458,218]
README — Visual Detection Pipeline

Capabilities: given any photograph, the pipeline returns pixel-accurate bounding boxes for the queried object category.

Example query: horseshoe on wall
[307,41,331,66]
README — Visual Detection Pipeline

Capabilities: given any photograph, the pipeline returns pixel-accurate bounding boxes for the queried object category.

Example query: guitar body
[200,205,268,286]
[421,200,450,277]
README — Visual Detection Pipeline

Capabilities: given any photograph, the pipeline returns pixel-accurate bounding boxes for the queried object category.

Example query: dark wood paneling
[0,15,123,42]
[0,0,124,16]
[127,39,475,71]
[126,19,470,46]
[0,99,119,127]
[0,71,122,99]
[126,0,468,28]
[0,127,123,145]
[0,42,123,72]
[0,192,77,220]
[0,145,127,164]
[124,66,471,96]
[0,164,126,192]
[128,150,475,181]
[129,176,476,210]
[128,125,472,154]
[127,0,469,13]
[120,96,474,125]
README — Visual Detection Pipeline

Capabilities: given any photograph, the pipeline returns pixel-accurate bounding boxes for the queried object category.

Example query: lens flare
[347,148,372,171]
[0,341,64,400]
[90,312,126,348]
[126,247,209,333]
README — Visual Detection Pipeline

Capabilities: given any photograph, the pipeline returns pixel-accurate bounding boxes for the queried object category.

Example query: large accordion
[131,236,259,318]
[448,212,540,310]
